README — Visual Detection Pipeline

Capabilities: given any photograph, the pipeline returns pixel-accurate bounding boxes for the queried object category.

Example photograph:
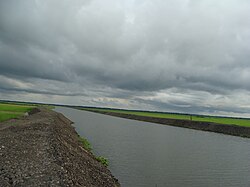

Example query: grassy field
[0,103,35,122]
[82,108,250,127]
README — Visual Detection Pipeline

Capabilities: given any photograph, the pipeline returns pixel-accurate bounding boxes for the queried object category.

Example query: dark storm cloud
[1,0,250,116]
[0,44,70,82]
[136,98,250,116]
[0,86,88,97]
[0,75,88,96]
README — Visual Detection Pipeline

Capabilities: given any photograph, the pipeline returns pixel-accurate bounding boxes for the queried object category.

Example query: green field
[0,103,35,122]
[82,108,250,127]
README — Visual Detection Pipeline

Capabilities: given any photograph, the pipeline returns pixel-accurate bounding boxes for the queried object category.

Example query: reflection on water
[55,107,250,187]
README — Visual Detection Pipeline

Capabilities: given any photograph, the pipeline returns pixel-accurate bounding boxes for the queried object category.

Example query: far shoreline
[82,109,250,138]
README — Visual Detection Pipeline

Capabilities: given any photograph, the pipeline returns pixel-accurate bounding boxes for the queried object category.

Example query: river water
[55,107,250,187]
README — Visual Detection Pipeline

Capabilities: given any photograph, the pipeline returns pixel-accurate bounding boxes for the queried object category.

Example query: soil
[88,111,250,138]
[0,108,120,187]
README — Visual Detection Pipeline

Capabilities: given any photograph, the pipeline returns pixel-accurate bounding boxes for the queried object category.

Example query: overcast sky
[1,0,250,117]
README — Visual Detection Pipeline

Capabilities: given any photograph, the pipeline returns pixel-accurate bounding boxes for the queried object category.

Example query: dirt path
[0,108,119,187]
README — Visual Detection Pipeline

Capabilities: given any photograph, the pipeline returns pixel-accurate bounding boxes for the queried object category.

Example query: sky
[0,0,250,117]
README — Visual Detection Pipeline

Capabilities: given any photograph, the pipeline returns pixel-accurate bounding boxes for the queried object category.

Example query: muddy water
[55,107,250,187]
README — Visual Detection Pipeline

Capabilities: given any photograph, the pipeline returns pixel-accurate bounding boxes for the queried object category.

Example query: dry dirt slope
[0,108,120,187]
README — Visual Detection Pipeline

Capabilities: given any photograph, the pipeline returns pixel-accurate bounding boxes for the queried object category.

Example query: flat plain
[0,103,34,122]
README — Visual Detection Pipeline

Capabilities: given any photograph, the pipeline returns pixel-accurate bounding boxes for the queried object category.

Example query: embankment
[86,110,250,138]
[0,108,120,187]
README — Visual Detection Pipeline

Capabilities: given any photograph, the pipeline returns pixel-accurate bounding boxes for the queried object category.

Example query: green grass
[0,111,23,122]
[78,136,109,166]
[82,108,250,127]
[96,156,109,167]
[0,103,35,122]
[79,136,92,152]
[0,103,35,113]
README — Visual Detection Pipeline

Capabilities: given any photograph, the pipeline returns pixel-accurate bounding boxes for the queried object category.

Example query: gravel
[0,108,120,187]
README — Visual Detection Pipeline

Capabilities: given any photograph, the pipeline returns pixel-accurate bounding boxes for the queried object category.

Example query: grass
[0,111,23,122]
[79,136,109,166]
[81,107,250,127]
[0,103,35,113]
[95,156,109,167]
[79,136,92,152]
[0,103,35,122]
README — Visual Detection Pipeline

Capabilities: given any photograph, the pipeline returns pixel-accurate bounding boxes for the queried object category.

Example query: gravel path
[0,108,120,187]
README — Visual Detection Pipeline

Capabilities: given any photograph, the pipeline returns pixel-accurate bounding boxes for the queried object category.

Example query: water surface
[55,107,250,187]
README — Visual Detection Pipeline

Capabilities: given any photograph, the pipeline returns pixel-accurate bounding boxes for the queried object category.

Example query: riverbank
[84,110,250,138]
[0,108,119,186]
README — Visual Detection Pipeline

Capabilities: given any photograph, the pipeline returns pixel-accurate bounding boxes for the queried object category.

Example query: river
[55,107,250,187]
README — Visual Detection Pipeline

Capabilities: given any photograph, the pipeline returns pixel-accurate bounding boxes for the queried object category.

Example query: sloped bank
[0,108,120,187]
[85,110,250,138]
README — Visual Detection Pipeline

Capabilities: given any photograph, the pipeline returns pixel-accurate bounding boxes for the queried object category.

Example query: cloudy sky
[1,0,250,117]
